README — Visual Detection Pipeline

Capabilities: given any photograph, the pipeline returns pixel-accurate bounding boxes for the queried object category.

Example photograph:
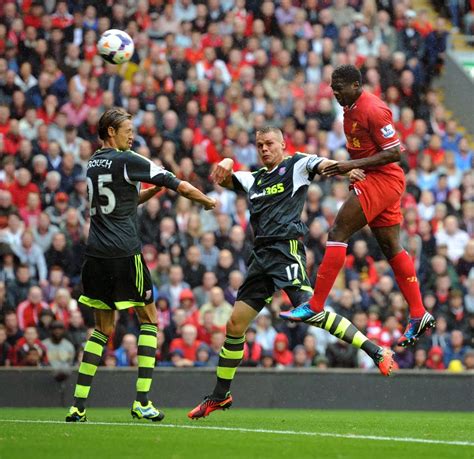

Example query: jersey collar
[348,91,365,110]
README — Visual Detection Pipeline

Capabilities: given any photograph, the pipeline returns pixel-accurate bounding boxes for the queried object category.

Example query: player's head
[98,107,133,150]
[255,126,286,168]
[330,64,362,107]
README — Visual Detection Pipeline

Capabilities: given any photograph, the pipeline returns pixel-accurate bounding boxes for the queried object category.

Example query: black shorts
[236,239,313,312]
[79,253,153,310]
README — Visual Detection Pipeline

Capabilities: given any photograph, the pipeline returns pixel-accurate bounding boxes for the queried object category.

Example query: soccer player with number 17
[282,65,435,345]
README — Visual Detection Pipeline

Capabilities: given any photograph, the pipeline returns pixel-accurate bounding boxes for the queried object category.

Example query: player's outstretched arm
[322,146,401,177]
[177,181,216,210]
[138,186,162,205]
[211,158,234,189]
[317,159,366,181]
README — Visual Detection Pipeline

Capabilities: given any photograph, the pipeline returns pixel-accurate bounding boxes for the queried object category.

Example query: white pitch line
[1,419,473,447]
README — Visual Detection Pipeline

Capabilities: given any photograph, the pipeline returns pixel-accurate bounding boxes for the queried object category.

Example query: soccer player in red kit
[281,65,435,346]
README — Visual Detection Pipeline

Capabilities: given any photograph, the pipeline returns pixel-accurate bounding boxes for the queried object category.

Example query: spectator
[12,229,47,284]
[4,311,22,346]
[169,323,202,364]
[45,192,70,229]
[326,340,358,368]
[199,286,232,328]
[115,333,138,367]
[193,270,218,308]
[413,348,428,369]
[67,310,87,359]
[224,270,244,306]
[273,333,293,367]
[215,248,237,289]
[198,232,220,272]
[179,289,200,327]
[435,215,470,264]
[9,168,40,210]
[464,349,474,371]
[426,346,445,370]
[42,320,75,370]
[42,265,65,304]
[60,91,90,127]
[255,309,277,353]
[16,286,49,330]
[151,252,171,289]
[160,265,191,310]
[241,325,263,367]
[0,325,11,366]
[49,288,76,328]
[11,325,48,366]
[345,240,379,290]
[44,232,74,275]
[182,245,206,289]
[138,197,161,247]
[444,330,470,367]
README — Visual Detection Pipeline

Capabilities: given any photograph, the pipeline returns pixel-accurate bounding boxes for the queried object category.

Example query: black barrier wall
[0,368,473,411]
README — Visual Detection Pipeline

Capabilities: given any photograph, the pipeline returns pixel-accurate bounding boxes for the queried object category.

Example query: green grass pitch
[1,408,473,459]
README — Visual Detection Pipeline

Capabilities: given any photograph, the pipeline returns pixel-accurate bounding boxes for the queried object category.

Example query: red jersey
[343,91,404,180]
[169,338,202,361]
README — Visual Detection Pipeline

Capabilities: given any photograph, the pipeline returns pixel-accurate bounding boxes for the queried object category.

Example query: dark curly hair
[331,65,362,85]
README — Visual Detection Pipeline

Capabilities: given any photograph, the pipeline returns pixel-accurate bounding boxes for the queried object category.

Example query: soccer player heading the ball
[281,65,435,344]
[66,108,216,422]
[188,126,394,420]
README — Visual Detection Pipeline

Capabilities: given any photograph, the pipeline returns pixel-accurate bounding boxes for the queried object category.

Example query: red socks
[309,242,348,312]
[389,251,426,319]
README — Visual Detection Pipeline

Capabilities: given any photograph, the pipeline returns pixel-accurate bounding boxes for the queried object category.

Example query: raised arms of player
[127,152,216,210]
[211,155,345,191]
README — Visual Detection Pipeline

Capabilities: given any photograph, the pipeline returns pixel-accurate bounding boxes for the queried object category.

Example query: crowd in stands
[0,0,473,374]
[430,0,474,35]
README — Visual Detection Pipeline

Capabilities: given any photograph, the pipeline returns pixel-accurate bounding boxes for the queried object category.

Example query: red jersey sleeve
[366,104,401,151]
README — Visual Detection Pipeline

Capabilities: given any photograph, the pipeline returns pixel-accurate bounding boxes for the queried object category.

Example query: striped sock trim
[91,330,108,345]
[326,241,348,248]
[225,335,246,345]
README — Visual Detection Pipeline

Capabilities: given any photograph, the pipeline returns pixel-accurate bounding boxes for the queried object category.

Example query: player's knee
[226,316,246,336]
[380,242,402,260]
[328,226,347,242]
[97,323,114,337]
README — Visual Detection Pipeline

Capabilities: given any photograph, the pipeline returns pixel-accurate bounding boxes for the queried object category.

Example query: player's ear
[107,126,116,138]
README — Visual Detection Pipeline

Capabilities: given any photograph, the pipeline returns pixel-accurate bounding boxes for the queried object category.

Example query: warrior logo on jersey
[381,124,395,138]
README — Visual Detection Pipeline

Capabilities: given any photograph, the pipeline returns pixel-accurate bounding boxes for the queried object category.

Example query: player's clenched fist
[211,158,234,184]
[204,198,217,211]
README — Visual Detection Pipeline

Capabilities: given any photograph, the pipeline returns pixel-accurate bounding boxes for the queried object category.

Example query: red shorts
[351,171,405,228]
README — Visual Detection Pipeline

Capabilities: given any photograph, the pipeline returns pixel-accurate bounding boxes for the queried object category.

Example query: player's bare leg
[280,193,394,375]
[372,225,434,346]
[188,301,258,419]
[131,302,164,421]
[66,310,114,422]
